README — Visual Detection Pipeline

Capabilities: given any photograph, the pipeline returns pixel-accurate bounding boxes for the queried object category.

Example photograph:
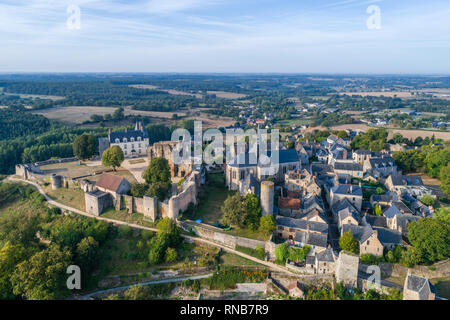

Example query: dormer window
[131,138,135,142]
[137,137,142,142]
[123,138,127,143]
[115,139,120,143]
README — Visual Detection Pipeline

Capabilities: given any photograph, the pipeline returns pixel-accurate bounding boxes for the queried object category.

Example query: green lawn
[44,185,86,211]
[101,208,155,228]
[189,173,234,225]
[431,276,450,300]
[220,252,263,267]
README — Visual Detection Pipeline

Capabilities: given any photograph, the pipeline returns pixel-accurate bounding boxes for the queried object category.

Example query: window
[131,138,135,142]
[367,241,370,245]
[137,137,142,141]
[123,138,127,143]
[138,143,141,148]
[132,144,135,149]
[115,139,120,143]
[240,171,245,179]
[124,151,127,155]
[232,171,236,179]
[124,144,127,149]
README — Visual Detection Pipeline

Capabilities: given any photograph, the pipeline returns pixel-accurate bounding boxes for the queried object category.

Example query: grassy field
[44,185,86,211]
[101,208,155,228]
[192,173,234,225]
[431,276,450,300]
[219,252,263,267]
[39,161,110,179]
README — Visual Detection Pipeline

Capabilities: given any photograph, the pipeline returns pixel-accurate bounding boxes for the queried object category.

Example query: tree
[339,230,359,254]
[376,187,385,195]
[440,164,450,195]
[420,194,436,207]
[434,206,450,224]
[156,218,181,247]
[259,215,276,236]
[393,133,404,144]
[11,244,72,300]
[75,236,99,273]
[244,193,262,230]
[0,241,28,299]
[275,243,289,264]
[73,134,96,160]
[147,181,170,201]
[143,157,171,185]
[374,204,383,216]
[408,218,449,263]
[112,107,124,120]
[221,193,247,227]
[101,145,124,171]
[129,182,148,198]
[401,247,420,267]
[165,247,177,263]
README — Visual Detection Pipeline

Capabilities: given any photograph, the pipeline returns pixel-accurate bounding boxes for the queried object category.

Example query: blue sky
[0,0,449,73]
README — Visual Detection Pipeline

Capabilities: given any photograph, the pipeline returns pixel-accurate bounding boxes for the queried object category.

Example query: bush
[118,225,133,238]
[165,247,177,263]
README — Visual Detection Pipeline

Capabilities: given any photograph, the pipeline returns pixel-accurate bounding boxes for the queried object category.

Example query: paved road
[7,176,295,275]
[78,273,213,299]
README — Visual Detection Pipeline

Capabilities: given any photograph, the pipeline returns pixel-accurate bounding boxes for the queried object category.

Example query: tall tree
[143,157,171,185]
[339,230,359,254]
[73,134,96,160]
[101,145,124,171]
[408,218,449,263]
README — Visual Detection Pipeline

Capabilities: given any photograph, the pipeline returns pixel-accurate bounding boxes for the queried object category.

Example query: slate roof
[370,194,395,203]
[305,256,316,265]
[342,224,373,244]
[390,175,424,186]
[96,173,128,193]
[365,215,388,228]
[294,230,328,248]
[383,204,402,219]
[331,184,363,197]
[228,149,299,168]
[354,149,371,155]
[391,201,413,214]
[338,207,361,223]
[405,273,437,300]
[331,198,358,215]
[109,122,149,143]
[374,227,402,245]
[395,214,421,232]
[277,216,329,234]
[334,161,363,172]
[316,247,335,262]
[369,157,396,170]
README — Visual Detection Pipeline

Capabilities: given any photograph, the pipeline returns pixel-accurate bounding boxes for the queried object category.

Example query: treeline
[0,109,54,140]
[312,111,356,127]
[0,182,115,299]
[351,128,388,152]
[393,145,450,194]
[0,126,109,174]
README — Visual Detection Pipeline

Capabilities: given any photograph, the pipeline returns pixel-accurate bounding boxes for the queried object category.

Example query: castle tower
[51,175,63,190]
[260,180,274,216]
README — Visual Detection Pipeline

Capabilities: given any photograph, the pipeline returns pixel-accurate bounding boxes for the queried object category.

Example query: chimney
[306,224,310,233]
[316,210,319,216]
[373,229,378,237]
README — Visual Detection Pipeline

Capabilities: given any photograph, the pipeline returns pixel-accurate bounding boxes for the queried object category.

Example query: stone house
[95,173,131,201]
[403,271,437,300]
[352,149,372,164]
[385,174,424,196]
[333,161,364,178]
[363,156,398,179]
[314,247,337,274]
[330,184,363,212]
[85,190,112,216]
[284,169,321,196]
[105,121,150,158]
[288,281,306,298]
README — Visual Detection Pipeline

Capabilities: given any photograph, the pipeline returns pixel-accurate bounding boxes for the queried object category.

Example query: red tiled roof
[96,173,125,192]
